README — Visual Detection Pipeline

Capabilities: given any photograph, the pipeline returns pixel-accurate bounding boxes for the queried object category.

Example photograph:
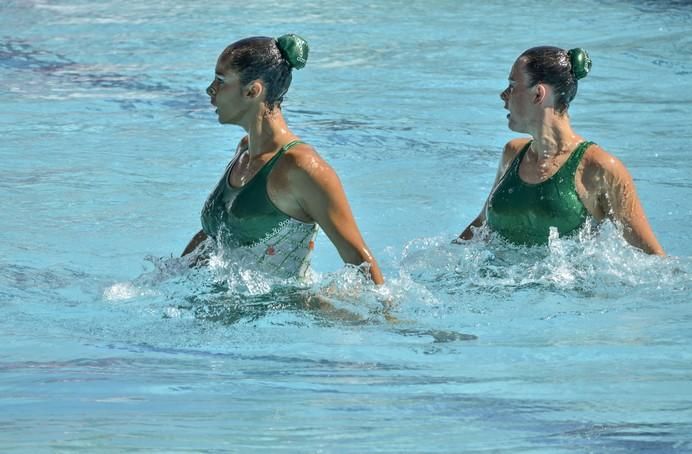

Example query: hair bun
[276,34,309,70]
[567,48,592,80]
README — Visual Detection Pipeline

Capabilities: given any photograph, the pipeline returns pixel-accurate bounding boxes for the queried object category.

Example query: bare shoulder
[581,143,631,180]
[505,137,531,153]
[280,143,337,181]
[235,135,249,154]
[499,137,530,170]
[503,137,530,159]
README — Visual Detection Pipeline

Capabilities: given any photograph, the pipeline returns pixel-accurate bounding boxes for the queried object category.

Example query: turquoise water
[2,0,692,452]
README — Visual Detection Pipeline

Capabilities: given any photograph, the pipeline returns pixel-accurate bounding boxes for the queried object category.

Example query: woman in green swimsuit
[182,34,384,283]
[457,46,664,255]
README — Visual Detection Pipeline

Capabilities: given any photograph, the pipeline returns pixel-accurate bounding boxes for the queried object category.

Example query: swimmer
[183,34,384,283]
[457,46,664,255]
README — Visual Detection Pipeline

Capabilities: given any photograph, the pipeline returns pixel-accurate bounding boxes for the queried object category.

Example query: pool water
[2,0,692,452]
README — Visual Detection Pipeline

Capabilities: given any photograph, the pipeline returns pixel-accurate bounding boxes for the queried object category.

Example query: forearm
[602,175,665,256]
[340,246,384,285]
[456,213,484,242]
[182,229,207,256]
[622,226,665,256]
[366,258,384,285]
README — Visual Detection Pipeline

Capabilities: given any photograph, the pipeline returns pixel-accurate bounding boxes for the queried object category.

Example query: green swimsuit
[201,140,318,278]
[486,140,593,246]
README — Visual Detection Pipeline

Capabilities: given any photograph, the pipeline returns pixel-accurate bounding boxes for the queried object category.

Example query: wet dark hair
[519,46,591,114]
[220,36,300,110]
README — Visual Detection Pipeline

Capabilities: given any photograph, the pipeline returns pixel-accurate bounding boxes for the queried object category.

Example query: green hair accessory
[567,48,592,80]
[276,34,309,70]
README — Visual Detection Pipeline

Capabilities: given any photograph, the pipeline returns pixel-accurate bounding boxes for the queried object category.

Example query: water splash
[95,223,688,350]
[399,221,689,299]
[101,242,450,331]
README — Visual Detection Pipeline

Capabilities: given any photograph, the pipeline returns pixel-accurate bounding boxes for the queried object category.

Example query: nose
[500,87,509,102]
[207,83,216,97]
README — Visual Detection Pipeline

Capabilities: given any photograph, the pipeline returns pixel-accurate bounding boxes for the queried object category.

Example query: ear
[246,80,264,99]
[533,83,547,105]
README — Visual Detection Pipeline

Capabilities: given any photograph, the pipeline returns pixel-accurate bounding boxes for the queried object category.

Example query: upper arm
[594,153,664,255]
[287,152,373,265]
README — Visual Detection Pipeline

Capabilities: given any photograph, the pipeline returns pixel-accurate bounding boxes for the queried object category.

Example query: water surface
[1,0,691,452]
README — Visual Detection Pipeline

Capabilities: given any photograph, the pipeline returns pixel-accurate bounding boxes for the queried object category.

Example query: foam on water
[400,221,688,298]
[93,221,690,354]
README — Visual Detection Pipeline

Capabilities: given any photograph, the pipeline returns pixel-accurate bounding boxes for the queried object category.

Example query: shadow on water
[0,38,73,71]
[0,37,204,116]
[543,421,692,453]
[628,0,692,15]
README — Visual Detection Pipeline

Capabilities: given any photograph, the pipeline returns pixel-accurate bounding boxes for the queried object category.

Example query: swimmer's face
[207,54,266,125]
[501,59,536,133]
[207,59,250,125]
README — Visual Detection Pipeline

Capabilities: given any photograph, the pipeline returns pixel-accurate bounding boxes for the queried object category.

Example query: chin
[507,120,523,133]
[217,114,238,126]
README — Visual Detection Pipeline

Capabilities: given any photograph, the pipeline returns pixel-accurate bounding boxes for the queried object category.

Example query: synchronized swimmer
[457,46,664,256]
[182,34,383,284]
[183,36,665,285]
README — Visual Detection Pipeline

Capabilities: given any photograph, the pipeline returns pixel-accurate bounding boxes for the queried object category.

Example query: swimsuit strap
[560,141,594,177]
[253,139,306,179]
[281,139,305,152]
[268,140,305,166]
[505,140,533,179]
[511,140,593,181]
[230,140,306,185]
[513,140,533,170]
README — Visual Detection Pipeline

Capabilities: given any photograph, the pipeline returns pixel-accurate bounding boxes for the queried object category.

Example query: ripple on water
[91,222,690,354]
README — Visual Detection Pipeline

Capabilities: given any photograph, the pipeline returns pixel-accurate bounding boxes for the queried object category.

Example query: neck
[243,106,295,158]
[527,111,581,161]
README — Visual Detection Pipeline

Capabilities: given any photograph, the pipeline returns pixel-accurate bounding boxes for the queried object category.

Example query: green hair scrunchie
[567,48,592,80]
[276,34,309,70]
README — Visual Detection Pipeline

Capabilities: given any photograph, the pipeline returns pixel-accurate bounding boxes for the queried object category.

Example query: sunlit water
[2,0,692,452]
